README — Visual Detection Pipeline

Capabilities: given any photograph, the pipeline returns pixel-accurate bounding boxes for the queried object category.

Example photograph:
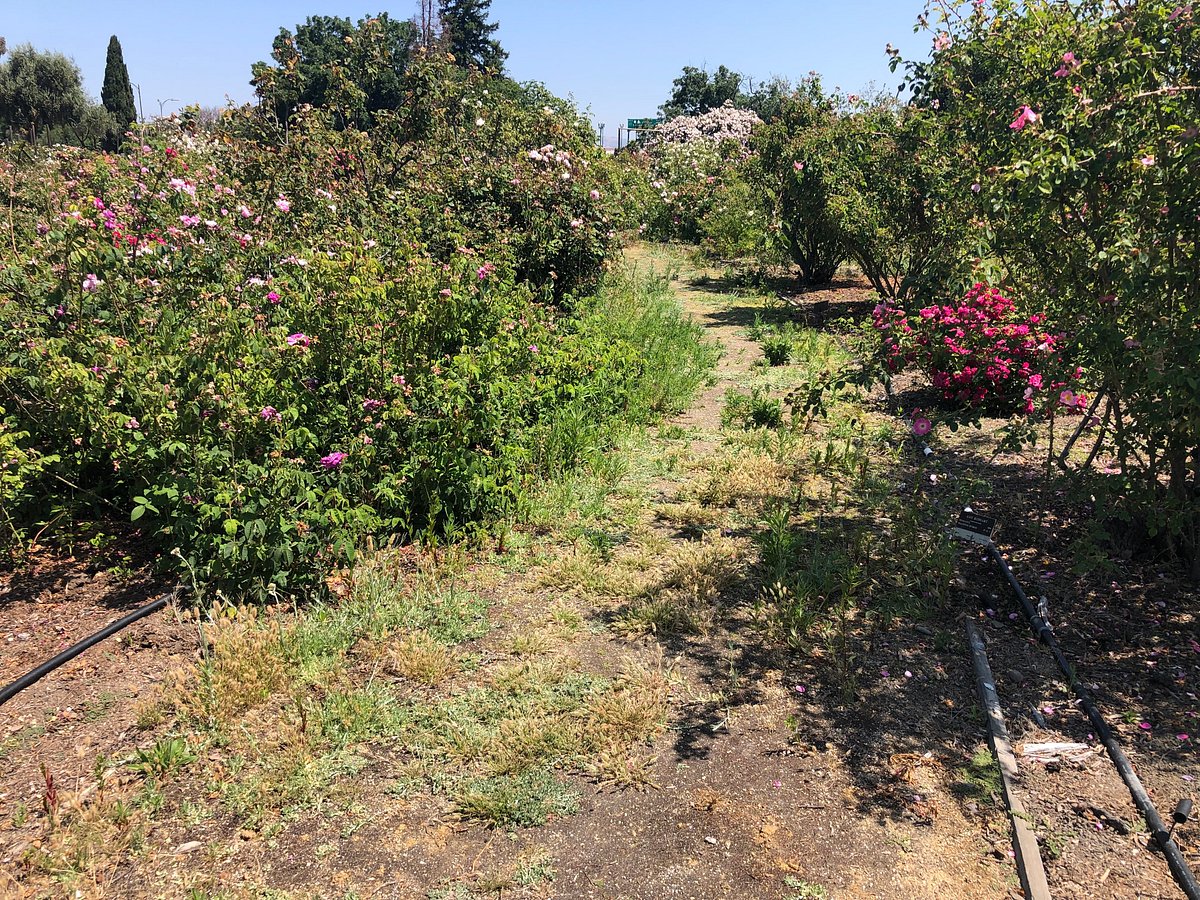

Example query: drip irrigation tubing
[0,586,181,708]
[986,543,1200,899]
[885,379,1198,894]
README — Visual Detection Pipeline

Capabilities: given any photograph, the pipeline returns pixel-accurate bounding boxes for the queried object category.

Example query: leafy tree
[73,102,118,150]
[0,44,86,142]
[438,0,507,71]
[101,35,136,148]
[740,75,795,123]
[251,13,417,128]
[660,65,743,119]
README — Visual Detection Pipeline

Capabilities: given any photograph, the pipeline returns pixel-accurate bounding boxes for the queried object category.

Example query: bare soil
[1,245,1194,899]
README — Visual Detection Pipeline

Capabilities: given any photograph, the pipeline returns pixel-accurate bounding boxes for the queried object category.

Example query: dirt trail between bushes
[2,247,1023,899]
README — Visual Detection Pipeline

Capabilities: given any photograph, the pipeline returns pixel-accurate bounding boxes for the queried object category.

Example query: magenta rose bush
[873,283,1084,414]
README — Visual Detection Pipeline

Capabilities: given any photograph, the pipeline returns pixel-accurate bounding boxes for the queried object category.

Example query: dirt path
[1,246,1017,899]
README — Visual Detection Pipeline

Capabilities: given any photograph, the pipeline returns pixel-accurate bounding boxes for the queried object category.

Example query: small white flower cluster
[527,143,572,166]
[642,101,762,150]
[525,143,588,181]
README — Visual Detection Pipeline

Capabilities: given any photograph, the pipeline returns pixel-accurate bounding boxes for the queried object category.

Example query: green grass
[783,876,829,900]
[452,769,580,828]
[952,746,1003,804]
[583,264,721,418]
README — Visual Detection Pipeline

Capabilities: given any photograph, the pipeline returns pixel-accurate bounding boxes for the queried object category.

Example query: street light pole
[157,98,178,118]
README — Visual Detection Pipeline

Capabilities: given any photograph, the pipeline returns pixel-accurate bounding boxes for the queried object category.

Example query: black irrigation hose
[0,587,180,708]
[987,543,1200,900]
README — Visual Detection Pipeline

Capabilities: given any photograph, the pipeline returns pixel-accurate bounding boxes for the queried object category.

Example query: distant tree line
[0,34,136,149]
[659,64,799,123]
[0,0,510,146]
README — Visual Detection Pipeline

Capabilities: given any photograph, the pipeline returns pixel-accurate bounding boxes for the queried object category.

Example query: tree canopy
[251,13,418,128]
[0,44,87,142]
[660,65,743,119]
[438,0,507,71]
[659,66,797,122]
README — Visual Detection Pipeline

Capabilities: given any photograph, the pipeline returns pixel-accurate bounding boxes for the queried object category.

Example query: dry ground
[2,244,1194,899]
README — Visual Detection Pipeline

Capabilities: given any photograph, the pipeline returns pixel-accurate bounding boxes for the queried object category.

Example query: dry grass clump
[689,450,792,507]
[613,534,747,637]
[387,630,459,685]
[143,607,286,731]
[654,500,725,531]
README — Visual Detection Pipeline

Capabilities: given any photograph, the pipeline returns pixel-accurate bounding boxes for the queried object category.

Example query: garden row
[0,58,712,599]
[620,0,1200,578]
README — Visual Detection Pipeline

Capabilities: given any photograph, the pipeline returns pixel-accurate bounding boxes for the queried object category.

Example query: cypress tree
[437,0,507,71]
[100,35,136,138]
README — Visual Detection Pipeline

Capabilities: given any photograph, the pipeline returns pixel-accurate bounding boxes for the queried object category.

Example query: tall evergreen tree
[100,35,136,144]
[438,0,506,71]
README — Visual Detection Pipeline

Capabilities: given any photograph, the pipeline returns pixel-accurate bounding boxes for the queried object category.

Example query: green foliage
[762,334,793,367]
[660,65,743,119]
[723,388,784,430]
[952,746,1002,805]
[903,0,1200,573]
[739,75,798,124]
[756,85,967,295]
[751,78,845,284]
[131,737,197,778]
[819,101,965,300]
[100,35,136,145]
[439,0,507,71]
[658,67,795,124]
[75,103,118,151]
[0,64,709,599]
[575,267,719,418]
[0,412,55,557]
[250,13,417,129]
[0,44,87,143]
[453,769,580,828]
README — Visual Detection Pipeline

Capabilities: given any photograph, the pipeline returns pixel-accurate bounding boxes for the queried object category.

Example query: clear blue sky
[5,1,930,143]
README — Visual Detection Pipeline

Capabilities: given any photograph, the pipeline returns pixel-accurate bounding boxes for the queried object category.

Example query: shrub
[873,284,1082,414]
[755,83,971,296]
[723,388,784,430]
[903,0,1200,574]
[762,334,793,367]
[752,78,845,285]
[0,65,710,597]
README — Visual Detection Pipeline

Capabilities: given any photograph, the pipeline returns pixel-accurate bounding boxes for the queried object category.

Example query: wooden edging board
[965,618,1053,900]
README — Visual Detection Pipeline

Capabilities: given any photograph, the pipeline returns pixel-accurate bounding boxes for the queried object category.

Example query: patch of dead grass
[688,450,792,507]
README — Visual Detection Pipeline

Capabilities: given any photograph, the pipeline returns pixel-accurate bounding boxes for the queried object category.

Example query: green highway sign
[626,118,662,129]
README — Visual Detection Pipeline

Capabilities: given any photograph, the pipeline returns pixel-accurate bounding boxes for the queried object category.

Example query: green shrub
[762,334,793,367]
[0,65,711,599]
[904,0,1200,574]
[724,389,784,430]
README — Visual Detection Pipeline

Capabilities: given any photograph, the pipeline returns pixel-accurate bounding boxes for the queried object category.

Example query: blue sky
[5,1,930,144]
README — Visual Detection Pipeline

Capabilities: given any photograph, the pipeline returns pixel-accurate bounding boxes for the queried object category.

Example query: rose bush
[900,0,1200,575]
[0,62,711,598]
[874,283,1082,414]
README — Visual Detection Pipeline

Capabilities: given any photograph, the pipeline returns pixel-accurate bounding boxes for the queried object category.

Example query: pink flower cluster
[874,284,1083,413]
[1053,52,1081,78]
